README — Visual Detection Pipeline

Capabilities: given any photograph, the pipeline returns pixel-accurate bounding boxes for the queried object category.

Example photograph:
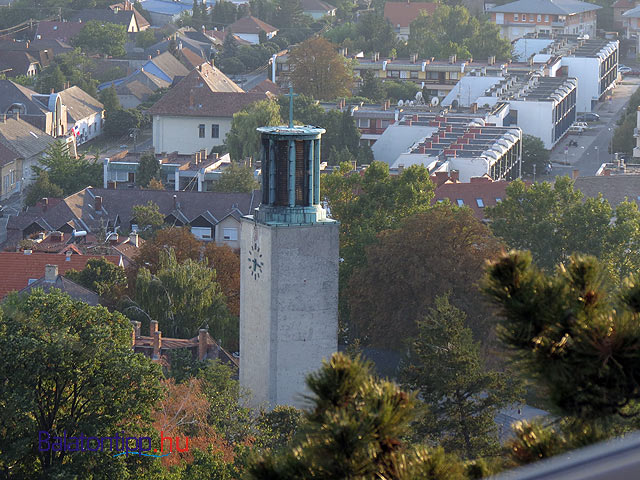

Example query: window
[514,13,519,21]
[495,197,502,203]
[537,14,541,21]
[357,118,371,128]
[449,71,459,80]
[456,199,464,206]
[388,70,400,78]
[427,71,439,79]
[223,227,238,241]
[191,226,212,239]
[211,124,219,138]
[522,14,526,21]
[410,70,419,78]
[400,70,409,78]
[28,279,37,285]
[476,198,485,208]
[198,124,205,138]
[545,15,549,21]
[380,119,391,128]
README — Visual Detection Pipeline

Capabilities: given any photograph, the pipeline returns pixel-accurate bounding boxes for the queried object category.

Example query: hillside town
[2,0,640,478]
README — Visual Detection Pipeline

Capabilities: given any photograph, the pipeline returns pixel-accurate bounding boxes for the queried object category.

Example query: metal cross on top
[286,85,298,128]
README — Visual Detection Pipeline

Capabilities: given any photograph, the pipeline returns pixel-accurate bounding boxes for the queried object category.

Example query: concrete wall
[562,57,600,112]
[71,112,104,145]
[239,217,339,409]
[152,115,231,155]
[510,100,554,148]
[215,216,241,249]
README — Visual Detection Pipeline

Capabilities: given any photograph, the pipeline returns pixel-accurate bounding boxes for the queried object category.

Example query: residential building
[132,319,239,366]
[373,112,522,182]
[16,264,101,305]
[575,172,640,209]
[137,0,193,26]
[99,51,189,108]
[0,115,58,196]
[0,50,41,77]
[69,7,148,33]
[5,187,260,248]
[635,106,640,159]
[431,171,510,219]
[622,5,640,53]
[0,251,122,299]
[148,62,268,155]
[302,0,336,19]
[383,2,437,40]
[352,101,397,146]
[0,39,70,59]
[34,21,84,43]
[443,74,577,148]
[0,80,67,137]
[613,0,635,28]
[102,149,234,192]
[35,86,105,144]
[228,16,278,44]
[488,0,600,41]
[109,0,151,31]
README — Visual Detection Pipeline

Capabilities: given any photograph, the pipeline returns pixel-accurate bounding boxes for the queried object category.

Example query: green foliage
[104,108,143,138]
[248,353,467,479]
[612,112,636,154]
[24,171,63,206]
[402,295,522,459]
[408,6,511,61]
[35,48,98,97]
[0,289,162,477]
[521,134,550,175]
[211,162,259,193]
[486,177,640,280]
[135,249,230,338]
[322,161,434,329]
[136,28,157,49]
[482,251,640,419]
[211,0,239,27]
[226,99,282,161]
[65,257,128,305]
[325,12,397,56]
[137,152,162,187]
[33,140,102,195]
[98,84,120,116]
[358,69,385,102]
[383,80,420,103]
[256,406,303,451]
[72,20,127,57]
[131,200,165,237]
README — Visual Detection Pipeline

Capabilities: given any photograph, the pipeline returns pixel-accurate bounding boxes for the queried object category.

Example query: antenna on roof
[285,85,298,128]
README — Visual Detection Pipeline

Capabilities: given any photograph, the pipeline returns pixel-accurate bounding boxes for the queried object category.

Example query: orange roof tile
[0,252,122,299]
[384,2,437,28]
[433,175,509,219]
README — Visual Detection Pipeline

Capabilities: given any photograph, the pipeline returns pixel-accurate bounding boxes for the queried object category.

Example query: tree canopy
[72,21,127,57]
[289,37,353,100]
[521,134,550,175]
[137,152,162,188]
[211,162,259,193]
[65,257,128,307]
[226,99,282,161]
[0,289,161,477]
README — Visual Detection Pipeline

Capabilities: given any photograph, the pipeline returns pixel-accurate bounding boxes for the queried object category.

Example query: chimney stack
[94,195,102,211]
[132,320,141,338]
[65,250,72,261]
[129,232,139,247]
[44,264,58,283]
[572,169,579,179]
[450,170,460,182]
[151,320,159,335]
[153,329,162,359]
[198,328,208,360]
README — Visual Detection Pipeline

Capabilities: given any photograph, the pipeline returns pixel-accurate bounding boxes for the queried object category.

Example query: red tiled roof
[432,175,509,219]
[383,2,437,28]
[0,252,122,299]
[228,15,278,34]
[249,78,282,95]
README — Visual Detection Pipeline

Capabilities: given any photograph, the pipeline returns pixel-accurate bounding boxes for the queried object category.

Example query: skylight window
[476,198,485,208]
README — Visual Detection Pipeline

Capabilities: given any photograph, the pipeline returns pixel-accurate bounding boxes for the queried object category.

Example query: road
[539,77,640,181]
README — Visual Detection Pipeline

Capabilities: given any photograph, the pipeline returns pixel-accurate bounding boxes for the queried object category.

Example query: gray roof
[0,80,47,117]
[489,0,600,15]
[149,51,189,81]
[622,5,640,17]
[0,116,55,160]
[18,275,100,305]
[58,86,103,123]
[69,9,136,27]
[573,175,640,207]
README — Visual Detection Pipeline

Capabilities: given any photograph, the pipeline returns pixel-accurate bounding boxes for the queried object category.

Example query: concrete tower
[239,96,338,409]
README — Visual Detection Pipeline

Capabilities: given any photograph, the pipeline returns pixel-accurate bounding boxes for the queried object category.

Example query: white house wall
[562,57,600,112]
[510,100,554,148]
[152,115,231,155]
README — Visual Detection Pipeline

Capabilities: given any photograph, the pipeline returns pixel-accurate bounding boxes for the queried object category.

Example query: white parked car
[573,122,589,129]
[568,125,587,134]
[619,65,632,74]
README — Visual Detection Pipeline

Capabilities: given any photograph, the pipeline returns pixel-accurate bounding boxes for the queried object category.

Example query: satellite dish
[409,101,415,106]
[431,97,440,106]
[398,100,404,106]
[415,91,423,100]
[405,99,411,105]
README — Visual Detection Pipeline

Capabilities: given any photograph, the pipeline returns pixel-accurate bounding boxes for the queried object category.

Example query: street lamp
[595,145,599,165]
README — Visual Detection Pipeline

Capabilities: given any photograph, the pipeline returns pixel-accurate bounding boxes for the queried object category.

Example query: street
[541,76,640,180]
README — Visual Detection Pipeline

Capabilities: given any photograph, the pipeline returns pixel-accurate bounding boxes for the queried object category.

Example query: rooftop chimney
[65,250,72,261]
[198,328,208,360]
[109,233,119,245]
[572,169,579,179]
[129,232,139,247]
[50,231,64,242]
[153,329,162,359]
[450,170,460,182]
[44,264,58,283]
[94,195,102,211]
[151,320,159,335]
[173,194,178,210]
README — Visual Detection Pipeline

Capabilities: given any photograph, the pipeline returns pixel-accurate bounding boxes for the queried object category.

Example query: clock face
[247,242,264,280]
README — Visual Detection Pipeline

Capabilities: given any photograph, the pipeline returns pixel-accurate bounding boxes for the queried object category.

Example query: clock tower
[239,98,339,409]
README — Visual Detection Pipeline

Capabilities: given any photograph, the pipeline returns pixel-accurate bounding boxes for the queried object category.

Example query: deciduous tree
[521,134,550,175]
[65,257,128,306]
[72,20,127,57]
[348,204,503,349]
[98,84,120,116]
[137,152,162,188]
[226,99,282,161]
[132,200,165,237]
[211,162,259,193]
[203,243,240,318]
[0,289,162,477]
[24,171,63,206]
[289,37,353,100]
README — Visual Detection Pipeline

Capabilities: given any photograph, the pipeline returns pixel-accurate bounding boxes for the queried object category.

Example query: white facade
[152,115,231,154]
[239,218,339,409]
[70,112,103,145]
[634,107,640,159]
